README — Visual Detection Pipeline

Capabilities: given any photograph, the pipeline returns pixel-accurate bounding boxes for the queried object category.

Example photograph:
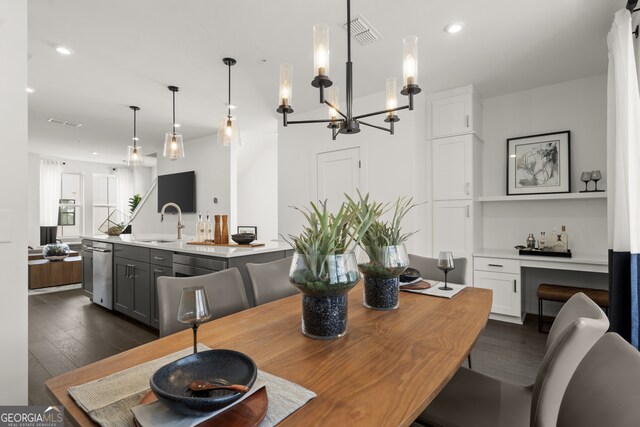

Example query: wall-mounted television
[157,171,196,213]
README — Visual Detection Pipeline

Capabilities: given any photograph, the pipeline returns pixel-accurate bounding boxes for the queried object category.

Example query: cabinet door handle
[124,265,129,278]
[466,206,470,218]
[154,269,165,274]
[153,256,166,261]
[466,115,470,128]
[465,182,470,195]
[513,279,517,293]
[129,265,135,279]
[488,263,503,268]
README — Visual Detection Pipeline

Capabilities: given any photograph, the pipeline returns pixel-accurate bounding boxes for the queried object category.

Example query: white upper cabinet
[427,85,483,140]
[432,134,473,200]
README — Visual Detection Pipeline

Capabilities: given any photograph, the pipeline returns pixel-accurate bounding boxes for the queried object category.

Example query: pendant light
[218,58,240,146]
[163,85,185,160]
[127,106,143,166]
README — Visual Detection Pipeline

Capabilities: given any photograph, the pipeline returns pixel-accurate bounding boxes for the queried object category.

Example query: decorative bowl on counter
[231,233,256,244]
[42,243,70,261]
[150,349,257,416]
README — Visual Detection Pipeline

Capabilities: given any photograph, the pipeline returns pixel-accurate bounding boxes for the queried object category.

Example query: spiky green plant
[128,194,142,213]
[284,199,377,292]
[348,192,419,277]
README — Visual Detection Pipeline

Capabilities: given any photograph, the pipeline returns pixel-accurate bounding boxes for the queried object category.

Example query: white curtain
[39,160,63,226]
[114,168,134,217]
[607,8,640,348]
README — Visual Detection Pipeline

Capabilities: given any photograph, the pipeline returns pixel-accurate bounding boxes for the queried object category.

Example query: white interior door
[316,147,361,212]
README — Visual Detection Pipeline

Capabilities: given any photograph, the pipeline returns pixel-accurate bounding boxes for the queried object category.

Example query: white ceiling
[27,0,621,165]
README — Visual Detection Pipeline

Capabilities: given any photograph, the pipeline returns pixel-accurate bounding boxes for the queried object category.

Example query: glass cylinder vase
[358,244,409,310]
[289,251,359,339]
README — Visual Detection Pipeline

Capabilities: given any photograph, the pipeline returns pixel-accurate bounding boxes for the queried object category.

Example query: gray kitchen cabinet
[114,257,151,324]
[81,249,93,298]
[150,264,173,329]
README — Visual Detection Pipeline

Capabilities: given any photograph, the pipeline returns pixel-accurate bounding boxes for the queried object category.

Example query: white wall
[481,75,608,256]
[131,134,231,237]
[237,133,279,242]
[481,75,609,315]
[0,0,28,404]
[278,91,430,256]
[26,155,153,246]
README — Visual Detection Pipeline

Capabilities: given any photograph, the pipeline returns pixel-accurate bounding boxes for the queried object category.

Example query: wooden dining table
[46,284,492,427]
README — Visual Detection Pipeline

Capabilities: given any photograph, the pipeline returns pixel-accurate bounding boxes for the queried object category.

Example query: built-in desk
[473,249,608,324]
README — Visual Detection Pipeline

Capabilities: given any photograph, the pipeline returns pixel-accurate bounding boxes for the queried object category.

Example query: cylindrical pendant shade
[279,63,293,107]
[127,145,144,166]
[327,87,340,120]
[313,23,330,77]
[217,116,241,147]
[177,286,212,325]
[163,132,185,160]
[386,78,398,112]
[402,35,419,88]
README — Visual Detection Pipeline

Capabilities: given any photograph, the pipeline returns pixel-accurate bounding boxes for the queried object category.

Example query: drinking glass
[580,171,592,192]
[437,251,455,291]
[591,170,602,192]
[178,286,212,354]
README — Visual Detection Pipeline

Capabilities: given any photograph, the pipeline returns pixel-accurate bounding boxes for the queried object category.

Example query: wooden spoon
[188,380,250,393]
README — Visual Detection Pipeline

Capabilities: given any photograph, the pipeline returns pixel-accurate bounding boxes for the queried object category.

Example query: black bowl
[150,349,257,416]
[231,233,256,244]
[399,267,421,283]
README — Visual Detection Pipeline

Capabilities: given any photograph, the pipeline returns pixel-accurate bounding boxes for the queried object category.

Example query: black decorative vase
[301,293,348,339]
[362,276,400,310]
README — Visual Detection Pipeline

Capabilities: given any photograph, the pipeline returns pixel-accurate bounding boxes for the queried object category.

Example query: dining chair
[417,292,609,427]
[557,333,640,427]
[246,257,299,306]
[156,268,250,338]
[408,254,467,284]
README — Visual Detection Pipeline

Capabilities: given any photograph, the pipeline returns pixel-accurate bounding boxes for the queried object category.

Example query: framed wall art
[506,130,571,195]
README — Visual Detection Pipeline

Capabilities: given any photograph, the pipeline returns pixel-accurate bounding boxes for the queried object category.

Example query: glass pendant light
[163,85,185,160]
[217,58,241,147]
[127,106,143,166]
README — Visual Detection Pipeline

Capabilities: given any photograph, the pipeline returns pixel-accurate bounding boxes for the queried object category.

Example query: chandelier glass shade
[127,106,143,167]
[163,85,185,160]
[218,57,241,146]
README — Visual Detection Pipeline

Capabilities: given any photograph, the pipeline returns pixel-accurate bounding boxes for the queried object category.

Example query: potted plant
[129,194,142,213]
[286,199,375,339]
[349,193,418,310]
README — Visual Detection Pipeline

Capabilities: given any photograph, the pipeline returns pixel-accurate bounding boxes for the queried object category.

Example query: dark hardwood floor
[28,288,547,412]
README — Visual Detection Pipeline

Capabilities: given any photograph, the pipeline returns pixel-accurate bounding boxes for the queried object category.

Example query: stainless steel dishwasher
[83,241,113,309]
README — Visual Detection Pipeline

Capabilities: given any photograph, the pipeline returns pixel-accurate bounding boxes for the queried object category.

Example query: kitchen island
[81,234,293,328]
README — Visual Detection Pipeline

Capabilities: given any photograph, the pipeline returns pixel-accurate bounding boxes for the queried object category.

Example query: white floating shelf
[478,192,607,202]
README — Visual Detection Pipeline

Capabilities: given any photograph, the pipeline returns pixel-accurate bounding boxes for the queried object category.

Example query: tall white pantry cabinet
[427,85,483,285]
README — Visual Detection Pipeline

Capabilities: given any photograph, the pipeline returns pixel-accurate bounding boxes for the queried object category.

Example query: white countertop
[82,234,292,259]
[474,249,608,266]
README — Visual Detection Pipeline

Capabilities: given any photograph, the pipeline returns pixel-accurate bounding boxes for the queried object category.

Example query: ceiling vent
[48,118,82,127]
[342,15,381,45]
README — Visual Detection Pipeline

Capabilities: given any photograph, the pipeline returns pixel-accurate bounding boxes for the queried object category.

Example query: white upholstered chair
[417,292,609,427]
[246,257,299,306]
[156,268,249,338]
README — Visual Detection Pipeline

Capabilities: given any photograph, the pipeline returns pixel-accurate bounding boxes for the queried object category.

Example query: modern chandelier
[163,85,185,160]
[127,106,143,167]
[277,0,421,140]
[218,57,240,146]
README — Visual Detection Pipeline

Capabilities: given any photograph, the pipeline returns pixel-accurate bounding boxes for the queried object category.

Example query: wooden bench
[28,252,81,289]
[537,283,609,333]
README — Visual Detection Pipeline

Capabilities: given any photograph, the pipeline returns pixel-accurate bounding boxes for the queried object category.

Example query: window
[57,173,83,239]
[92,174,116,234]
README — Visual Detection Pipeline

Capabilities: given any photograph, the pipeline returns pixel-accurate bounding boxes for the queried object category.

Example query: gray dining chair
[557,333,640,427]
[408,254,467,285]
[246,257,299,306]
[156,268,249,338]
[417,292,609,427]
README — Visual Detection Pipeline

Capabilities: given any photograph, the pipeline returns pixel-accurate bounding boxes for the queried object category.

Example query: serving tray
[518,249,572,258]
[135,386,268,427]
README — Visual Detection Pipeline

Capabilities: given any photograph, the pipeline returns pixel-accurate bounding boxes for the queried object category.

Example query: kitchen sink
[137,239,175,244]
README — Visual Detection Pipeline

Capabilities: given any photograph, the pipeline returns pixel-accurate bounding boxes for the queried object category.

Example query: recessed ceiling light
[91,151,99,155]
[55,46,73,55]
[444,22,464,34]
[26,87,35,93]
